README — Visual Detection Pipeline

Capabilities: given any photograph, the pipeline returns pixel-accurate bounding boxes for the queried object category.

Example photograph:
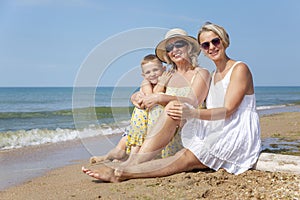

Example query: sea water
[0,86,300,150]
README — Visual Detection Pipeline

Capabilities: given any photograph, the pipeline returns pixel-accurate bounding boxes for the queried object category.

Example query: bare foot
[90,149,128,164]
[82,166,120,183]
[107,149,128,161]
[89,156,107,164]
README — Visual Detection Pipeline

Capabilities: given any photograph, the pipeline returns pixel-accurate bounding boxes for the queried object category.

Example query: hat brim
[155,35,200,63]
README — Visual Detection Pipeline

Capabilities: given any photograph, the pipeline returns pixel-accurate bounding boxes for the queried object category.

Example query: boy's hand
[158,71,172,87]
[131,91,146,109]
[142,93,160,109]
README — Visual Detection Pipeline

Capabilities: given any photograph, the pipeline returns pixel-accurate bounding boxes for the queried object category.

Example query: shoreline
[1,111,300,199]
[0,133,123,190]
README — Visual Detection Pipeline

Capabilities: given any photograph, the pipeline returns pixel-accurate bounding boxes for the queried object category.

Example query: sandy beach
[1,111,300,199]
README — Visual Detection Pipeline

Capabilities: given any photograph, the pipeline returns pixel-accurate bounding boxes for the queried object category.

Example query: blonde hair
[141,54,163,67]
[197,22,230,48]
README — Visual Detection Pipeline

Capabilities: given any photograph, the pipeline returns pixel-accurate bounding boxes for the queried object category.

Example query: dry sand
[1,112,300,200]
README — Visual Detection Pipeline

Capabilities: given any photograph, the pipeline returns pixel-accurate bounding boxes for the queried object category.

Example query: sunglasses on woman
[200,37,221,50]
[166,40,188,53]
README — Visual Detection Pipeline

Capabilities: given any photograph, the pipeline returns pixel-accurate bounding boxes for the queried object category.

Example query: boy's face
[142,62,165,85]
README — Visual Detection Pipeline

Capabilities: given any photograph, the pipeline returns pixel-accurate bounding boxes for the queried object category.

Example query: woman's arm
[144,68,210,108]
[184,68,210,107]
[167,63,254,120]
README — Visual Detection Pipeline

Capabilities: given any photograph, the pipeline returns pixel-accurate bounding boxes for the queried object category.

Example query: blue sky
[0,0,300,87]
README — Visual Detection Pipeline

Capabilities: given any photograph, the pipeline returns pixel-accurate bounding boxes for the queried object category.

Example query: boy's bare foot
[89,156,107,164]
[90,149,128,164]
[107,148,128,161]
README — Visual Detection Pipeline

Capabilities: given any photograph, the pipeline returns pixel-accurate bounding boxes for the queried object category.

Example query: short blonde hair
[197,22,230,48]
[141,54,163,71]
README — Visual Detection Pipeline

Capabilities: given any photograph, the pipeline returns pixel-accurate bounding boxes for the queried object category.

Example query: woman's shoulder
[231,61,251,75]
[231,60,249,69]
[194,67,211,79]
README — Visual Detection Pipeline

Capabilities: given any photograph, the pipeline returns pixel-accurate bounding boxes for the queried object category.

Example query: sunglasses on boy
[166,40,188,53]
[200,37,221,50]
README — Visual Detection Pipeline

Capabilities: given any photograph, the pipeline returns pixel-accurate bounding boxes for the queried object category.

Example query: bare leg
[90,136,128,164]
[125,102,181,165]
[119,149,207,178]
[129,145,141,155]
[82,149,207,182]
[120,145,141,166]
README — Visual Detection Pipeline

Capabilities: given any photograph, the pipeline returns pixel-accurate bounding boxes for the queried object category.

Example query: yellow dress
[126,107,148,154]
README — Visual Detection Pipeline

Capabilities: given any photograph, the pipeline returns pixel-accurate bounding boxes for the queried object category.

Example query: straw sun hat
[155,28,200,63]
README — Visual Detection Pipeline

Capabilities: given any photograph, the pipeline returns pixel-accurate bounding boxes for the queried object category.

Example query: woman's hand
[166,102,197,120]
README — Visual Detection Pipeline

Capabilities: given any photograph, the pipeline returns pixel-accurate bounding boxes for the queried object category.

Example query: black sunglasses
[166,40,188,52]
[200,38,221,50]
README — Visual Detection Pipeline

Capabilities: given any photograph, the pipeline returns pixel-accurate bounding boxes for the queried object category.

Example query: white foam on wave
[0,121,130,150]
[256,104,286,110]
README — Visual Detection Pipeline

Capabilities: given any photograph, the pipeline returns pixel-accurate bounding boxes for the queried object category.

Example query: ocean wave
[0,121,130,150]
[0,106,134,119]
[293,101,300,105]
[256,104,287,110]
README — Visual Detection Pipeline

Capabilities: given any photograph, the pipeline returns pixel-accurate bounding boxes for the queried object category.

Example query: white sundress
[181,61,262,175]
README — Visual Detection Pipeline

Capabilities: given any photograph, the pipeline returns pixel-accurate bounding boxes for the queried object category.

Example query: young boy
[90,54,171,163]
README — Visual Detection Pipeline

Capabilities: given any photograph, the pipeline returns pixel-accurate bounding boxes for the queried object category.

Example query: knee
[176,149,205,170]
[164,100,182,125]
